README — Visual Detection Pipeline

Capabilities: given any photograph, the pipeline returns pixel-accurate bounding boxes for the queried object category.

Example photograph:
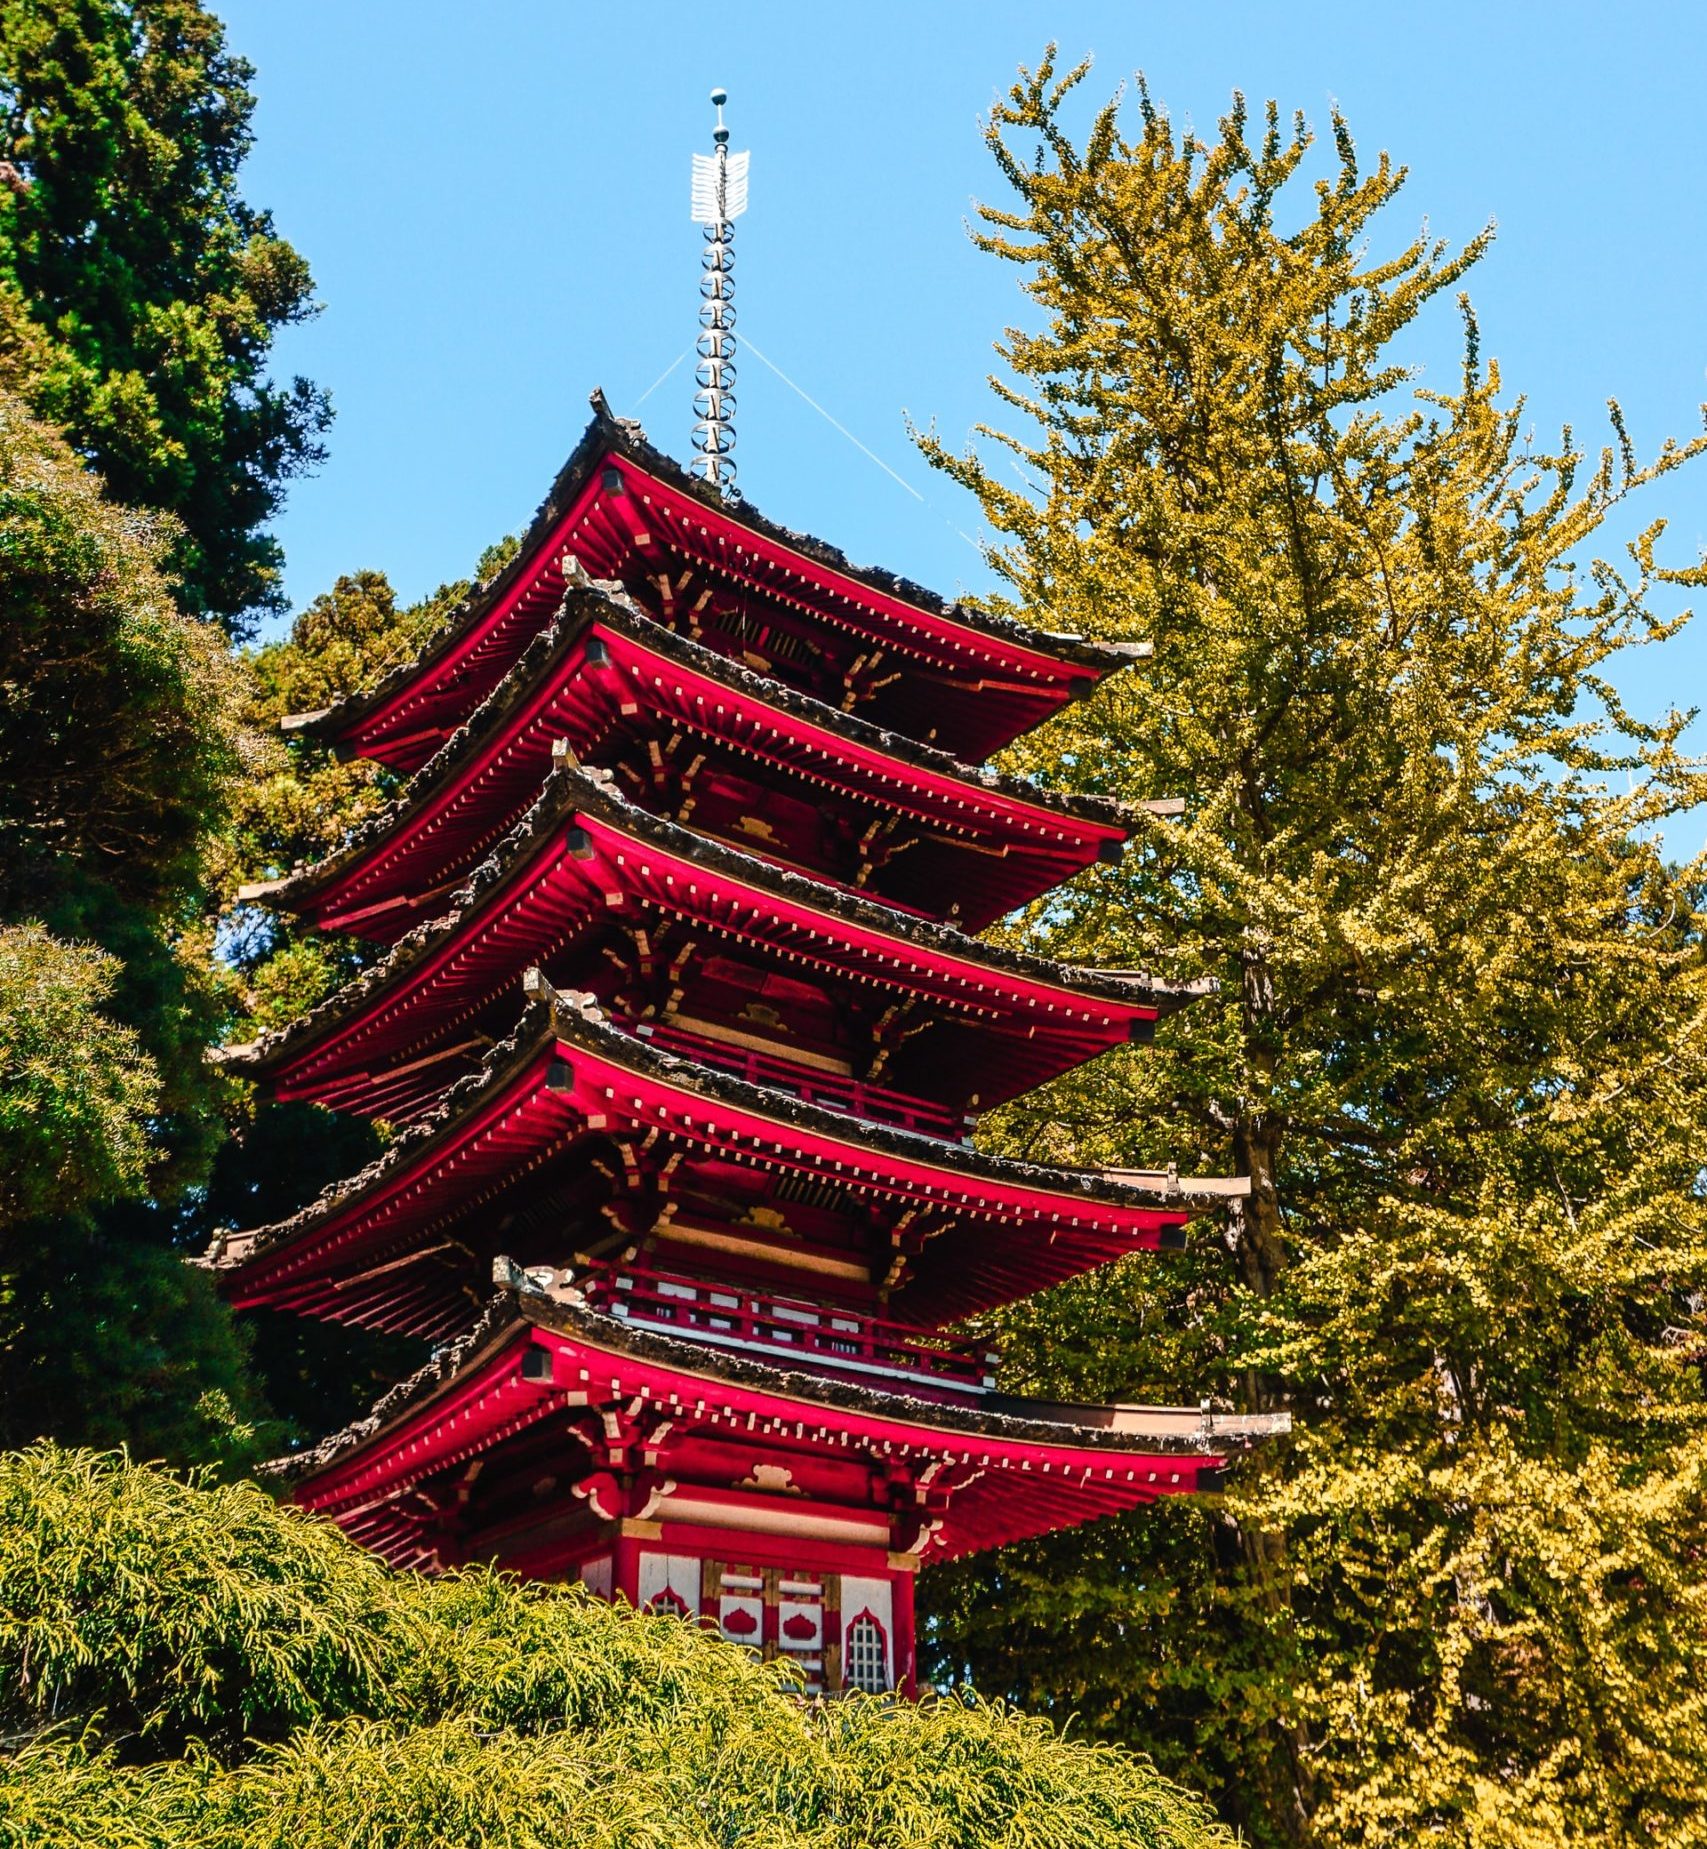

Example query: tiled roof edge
[221,759,1206,1085]
[250,577,1146,914]
[292,390,1145,746]
[207,985,1244,1276]
[265,1274,1287,1486]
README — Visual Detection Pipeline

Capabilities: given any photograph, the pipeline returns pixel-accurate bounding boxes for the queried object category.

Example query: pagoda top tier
[284,392,1149,770]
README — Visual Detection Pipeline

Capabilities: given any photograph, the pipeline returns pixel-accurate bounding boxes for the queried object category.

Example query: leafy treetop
[0,0,329,633]
[919,52,1707,1849]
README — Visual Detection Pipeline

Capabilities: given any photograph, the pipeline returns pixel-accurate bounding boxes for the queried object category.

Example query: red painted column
[892,1563,918,1698]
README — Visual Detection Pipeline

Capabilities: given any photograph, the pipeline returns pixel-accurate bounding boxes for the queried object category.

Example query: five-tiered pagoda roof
[213,395,1282,1698]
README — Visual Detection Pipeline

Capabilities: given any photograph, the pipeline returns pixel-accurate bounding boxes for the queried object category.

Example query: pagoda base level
[271,1286,1283,1703]
[553,1517,915,1697]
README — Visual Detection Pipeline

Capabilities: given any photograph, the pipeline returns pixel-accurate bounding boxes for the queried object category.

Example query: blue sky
[223,0,1707,845]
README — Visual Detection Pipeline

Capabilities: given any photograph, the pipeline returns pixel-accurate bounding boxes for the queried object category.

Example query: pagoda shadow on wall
[207,393,1286,1697]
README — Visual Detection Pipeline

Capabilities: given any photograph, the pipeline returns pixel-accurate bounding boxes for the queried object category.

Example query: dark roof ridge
[289,391,1148,748]
[265,1270,1288,1487]
[220,758,1206,1085]
[261,1292,518,1483]
[247,573,1149,914]
[206,984,1245,1276]
[537,979,1245,1208]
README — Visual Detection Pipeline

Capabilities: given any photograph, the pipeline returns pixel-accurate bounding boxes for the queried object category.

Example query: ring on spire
[689,88,750,499]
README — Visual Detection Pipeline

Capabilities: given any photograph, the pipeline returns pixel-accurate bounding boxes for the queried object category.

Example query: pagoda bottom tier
[273,1270,1284,1697]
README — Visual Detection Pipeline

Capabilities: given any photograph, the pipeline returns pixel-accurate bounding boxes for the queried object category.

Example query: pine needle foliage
[916,53,1707,1849]
[0,1446,1230,1849]
[0,389,262,1468]
[0,925,158,1224]
[0,384,239,1208]
[0,388,237,920]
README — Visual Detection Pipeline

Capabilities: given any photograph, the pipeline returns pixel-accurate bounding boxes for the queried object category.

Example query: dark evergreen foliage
[0,0,329,633]
[0,391,263,1467]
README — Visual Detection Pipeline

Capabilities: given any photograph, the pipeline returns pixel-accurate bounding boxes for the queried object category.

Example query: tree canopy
[0,925,157,1226]
[0,386,237,918]
[917,54,1707,1849]
[0,0,328,633]
[0,384,263,1470]
[0,383,241,1223]
[0,0,331,1469]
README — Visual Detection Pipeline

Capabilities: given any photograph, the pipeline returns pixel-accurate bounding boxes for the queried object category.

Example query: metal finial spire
[689,87,749,499]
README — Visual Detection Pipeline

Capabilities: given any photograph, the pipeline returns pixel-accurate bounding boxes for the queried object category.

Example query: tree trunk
[1230,942,1317,1843]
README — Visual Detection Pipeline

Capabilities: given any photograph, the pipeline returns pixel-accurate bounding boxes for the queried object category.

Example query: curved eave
[597,410,1143,675]
[294,391,1146,767]
[272,1284,1285,1567]
[222,761,1201,1112]
[291,410,624,768]
[208,988,1244,1326]
[249,579,1137,938]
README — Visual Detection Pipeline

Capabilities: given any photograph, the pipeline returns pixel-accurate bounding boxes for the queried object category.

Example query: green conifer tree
[0,389,262,1468]
[0,0,328,633]
[917,55,1707,1849]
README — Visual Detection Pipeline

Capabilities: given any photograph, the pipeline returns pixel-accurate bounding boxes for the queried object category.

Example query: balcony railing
[579,1260,997,1395]
[631,1020,971,1142]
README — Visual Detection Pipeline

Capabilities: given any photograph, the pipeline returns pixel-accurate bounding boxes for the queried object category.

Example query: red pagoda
[209,391,1283,1697]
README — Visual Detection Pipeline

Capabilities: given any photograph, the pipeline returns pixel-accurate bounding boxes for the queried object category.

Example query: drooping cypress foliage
[917,55,1707,1849]
[0,0,329,634]
[0,1446,1232,1849]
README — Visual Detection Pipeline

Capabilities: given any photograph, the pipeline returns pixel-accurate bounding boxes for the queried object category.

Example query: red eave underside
[264,802,1150,1112]
[336,452,1110,766]
[600,457,1101,690]
[296,611,1123,943]
[291,1317,1225,1563]
[227,1025,1187,1327]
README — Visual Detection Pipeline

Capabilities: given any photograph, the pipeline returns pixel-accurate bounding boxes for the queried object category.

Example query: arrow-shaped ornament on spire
[690,88,749,499]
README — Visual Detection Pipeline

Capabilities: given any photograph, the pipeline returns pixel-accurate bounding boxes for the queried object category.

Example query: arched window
[844,1610,889,1694]
[645,1586,690,1620]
